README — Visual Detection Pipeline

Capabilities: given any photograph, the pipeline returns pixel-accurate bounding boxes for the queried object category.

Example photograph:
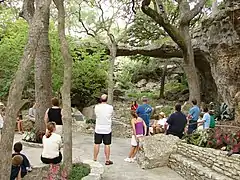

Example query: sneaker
[133,156,137,160]
[130,158,135,163]
[124,157,131,162]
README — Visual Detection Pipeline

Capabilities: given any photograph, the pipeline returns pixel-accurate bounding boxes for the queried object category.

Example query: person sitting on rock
[166,104,187,139]
[28,102,36,122]
[12,142,31,178]
[11,155,23,180]
[152,112,167,134]
[41,122,62,164]
[16,111,24,134]
[44,98,63,136]
[124,111,147,163]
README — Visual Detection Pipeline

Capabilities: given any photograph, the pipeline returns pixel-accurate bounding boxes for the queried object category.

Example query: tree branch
[78,4,95,38]
[183,0,206,23]
[19,0,35,23]
[141,0,186,51]
[116,44,182,58]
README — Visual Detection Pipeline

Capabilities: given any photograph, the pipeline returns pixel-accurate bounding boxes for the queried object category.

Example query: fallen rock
[137,134,180,169]
[136,79,147,88]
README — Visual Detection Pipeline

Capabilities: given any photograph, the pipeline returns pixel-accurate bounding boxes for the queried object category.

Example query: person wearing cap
[94,94,114,165]
[136,96,152,136]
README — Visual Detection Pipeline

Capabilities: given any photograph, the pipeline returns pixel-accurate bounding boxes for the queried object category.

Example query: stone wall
[169,142,240,180]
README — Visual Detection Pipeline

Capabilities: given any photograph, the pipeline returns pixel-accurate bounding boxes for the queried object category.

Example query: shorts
[131,135,143,147]
[94,132,112,145]
[41,152,62,164]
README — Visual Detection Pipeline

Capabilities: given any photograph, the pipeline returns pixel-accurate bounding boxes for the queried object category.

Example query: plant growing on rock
[215,103,235,121]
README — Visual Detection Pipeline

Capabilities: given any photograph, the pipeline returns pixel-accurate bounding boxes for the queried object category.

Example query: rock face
[137,134,180,169]
[82,105,96,120]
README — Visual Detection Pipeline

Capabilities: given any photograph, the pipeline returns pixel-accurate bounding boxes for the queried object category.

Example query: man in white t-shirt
[93,94,113,165]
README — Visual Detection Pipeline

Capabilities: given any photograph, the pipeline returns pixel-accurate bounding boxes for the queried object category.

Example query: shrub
[69,163,90,180]
[184,128,240,153]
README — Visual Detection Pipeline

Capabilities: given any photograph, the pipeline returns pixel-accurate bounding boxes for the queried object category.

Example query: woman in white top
[152,112,167,134]
[41,122,62,164]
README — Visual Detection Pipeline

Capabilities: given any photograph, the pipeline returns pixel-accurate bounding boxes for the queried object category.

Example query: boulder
[82,105,96,120]
[136,79,147,88]
[137,134,180,169]
[145,82,157,89]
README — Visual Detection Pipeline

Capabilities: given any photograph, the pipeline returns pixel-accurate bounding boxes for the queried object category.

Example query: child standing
[12,142,31,178]
[124,111,147,163]
[197,113,204,131]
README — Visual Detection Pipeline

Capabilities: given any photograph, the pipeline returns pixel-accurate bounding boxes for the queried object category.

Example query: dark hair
[46,122,56,138]
[14,142,22,153]
[200,112,204,118]
[130,111,138,118]
[51,97,59,106]
[192,99,197,105]
[175,103,181,112]
[203,107,209,113]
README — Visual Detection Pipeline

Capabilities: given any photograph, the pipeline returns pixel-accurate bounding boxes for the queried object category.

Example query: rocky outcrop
[137,134,180,169]
[117,0,240,122]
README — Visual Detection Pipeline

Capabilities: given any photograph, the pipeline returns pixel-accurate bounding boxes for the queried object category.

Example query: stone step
[169,154,233,180]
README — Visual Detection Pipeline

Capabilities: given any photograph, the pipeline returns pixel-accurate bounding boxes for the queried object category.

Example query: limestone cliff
[117,0,240,122]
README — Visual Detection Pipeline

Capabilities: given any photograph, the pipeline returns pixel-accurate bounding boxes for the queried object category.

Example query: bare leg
[131,146,138,158]
[20,121,23,132]
[17,121,21,133]
[93,144,100,161]
[17,168,21,180]
[128,146,136,158]
[104,145,110,161]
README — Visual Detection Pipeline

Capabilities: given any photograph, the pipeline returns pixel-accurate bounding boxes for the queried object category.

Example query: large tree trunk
[180,25,201,103]
[0,1,52,179]
[107,43,117,105]
[54,0,73,175]
[34,4,52,134]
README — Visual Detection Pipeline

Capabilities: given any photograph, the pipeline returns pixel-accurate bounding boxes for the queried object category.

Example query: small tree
[54,0,73,175]
[78,0,133,104]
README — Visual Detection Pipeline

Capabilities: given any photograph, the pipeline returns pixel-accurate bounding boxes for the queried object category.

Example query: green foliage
[69,163,90,180]
[85,118,96,124]
[126,90,158,100]
[184,128,240,153]
[71,46,108,108]
[0,18,29,98]
[164,82,187,93]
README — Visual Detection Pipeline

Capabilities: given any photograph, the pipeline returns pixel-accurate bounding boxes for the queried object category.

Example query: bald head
[100,94,108,103]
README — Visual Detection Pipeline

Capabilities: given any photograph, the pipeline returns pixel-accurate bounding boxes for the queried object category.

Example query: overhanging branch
[141,0,186,51]
[116,44,182,58]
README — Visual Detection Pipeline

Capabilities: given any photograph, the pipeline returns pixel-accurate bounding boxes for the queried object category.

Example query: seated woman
[41,122,62,164]
[16,111,23,134]
[152,112,167,134]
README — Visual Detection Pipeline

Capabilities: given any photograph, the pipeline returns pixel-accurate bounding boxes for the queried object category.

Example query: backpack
[210,115,215,128]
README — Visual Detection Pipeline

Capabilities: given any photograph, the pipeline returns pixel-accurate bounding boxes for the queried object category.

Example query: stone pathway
[14,133,184,180]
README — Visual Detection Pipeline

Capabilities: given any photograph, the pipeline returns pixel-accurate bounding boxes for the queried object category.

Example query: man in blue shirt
[136,96,152,136]
[188,99,200,134]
